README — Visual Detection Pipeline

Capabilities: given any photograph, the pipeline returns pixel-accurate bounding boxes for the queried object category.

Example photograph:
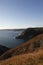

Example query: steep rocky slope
[0,45,9,56]
[16,27,43,40]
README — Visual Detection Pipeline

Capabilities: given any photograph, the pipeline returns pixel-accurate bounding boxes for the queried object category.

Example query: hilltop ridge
[16,27,43,40]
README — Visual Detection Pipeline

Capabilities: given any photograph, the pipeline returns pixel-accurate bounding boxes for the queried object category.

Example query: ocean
[0,30,24,48]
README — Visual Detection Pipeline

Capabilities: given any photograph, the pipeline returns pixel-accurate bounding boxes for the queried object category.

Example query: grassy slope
[0,34,43,60]
[0,49,43,65]
[0,27,43,65]
[0,34,43,65]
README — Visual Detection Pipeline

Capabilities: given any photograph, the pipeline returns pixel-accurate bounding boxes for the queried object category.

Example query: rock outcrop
[0,45,9,56]
[16,27,43,40]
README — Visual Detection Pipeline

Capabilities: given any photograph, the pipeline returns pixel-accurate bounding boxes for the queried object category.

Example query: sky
[0,0,43,29]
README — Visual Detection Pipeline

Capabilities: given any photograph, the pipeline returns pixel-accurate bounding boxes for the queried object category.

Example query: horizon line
[0,26,43,30]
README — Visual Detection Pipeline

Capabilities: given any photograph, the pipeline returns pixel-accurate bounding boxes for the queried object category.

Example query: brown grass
[0,49,43,65]
[0,34,43,60]
[0,33,43,65]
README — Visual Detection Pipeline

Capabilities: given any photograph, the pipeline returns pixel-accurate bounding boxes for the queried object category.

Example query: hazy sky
[0,0,43,29]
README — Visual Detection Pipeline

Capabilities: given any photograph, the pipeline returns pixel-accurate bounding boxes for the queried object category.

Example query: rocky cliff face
[16,27,43,40]
[0,45,9,56]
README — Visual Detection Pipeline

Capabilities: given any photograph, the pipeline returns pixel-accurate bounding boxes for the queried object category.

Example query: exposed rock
[0,45,9,56]
[16,27,43,40]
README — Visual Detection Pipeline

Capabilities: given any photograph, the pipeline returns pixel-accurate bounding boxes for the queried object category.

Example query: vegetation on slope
[0,49,43,65]
[0,34,43,60]
[0,28,43,65]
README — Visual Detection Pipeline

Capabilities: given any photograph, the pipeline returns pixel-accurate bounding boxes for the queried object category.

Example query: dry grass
[0,49,43,65]
[0,34,43,65]
[0,34,43,60]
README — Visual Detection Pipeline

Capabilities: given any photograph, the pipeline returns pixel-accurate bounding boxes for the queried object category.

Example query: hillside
[0,34,43,60]
[0,28,43,65]
[0,49,43,65]
[16,27,43,40]
[0,45,9,56]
